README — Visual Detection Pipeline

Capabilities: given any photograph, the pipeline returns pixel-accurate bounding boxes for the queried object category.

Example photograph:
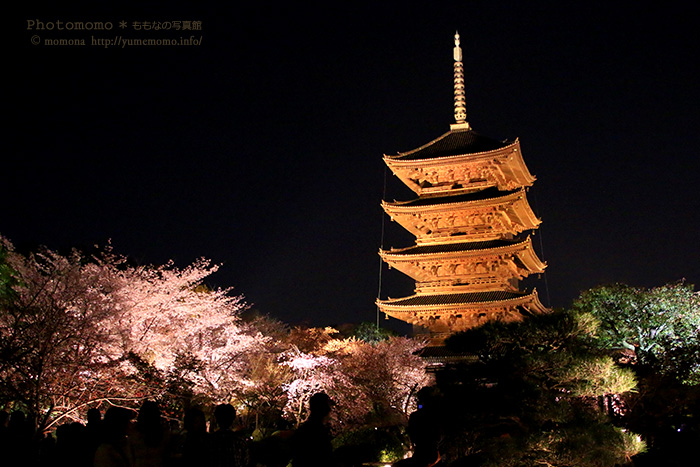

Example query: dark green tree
[436,310,642,466]
[352,321,396,343]
[572,282,700,465]
[572,281,700,382]
[0,240,19,301]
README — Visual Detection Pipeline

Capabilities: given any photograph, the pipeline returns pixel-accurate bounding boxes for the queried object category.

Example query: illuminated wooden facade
[377,33,548,344]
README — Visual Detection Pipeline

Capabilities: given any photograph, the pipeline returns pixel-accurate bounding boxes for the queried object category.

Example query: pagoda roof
[377,289,548,341]
[387,128,512,161]
[377,289,548,316]
[389,187,514,208]
[383,238,517,256]
[380,236,546,288]
[419,346,478,365]
[382,290,525,306]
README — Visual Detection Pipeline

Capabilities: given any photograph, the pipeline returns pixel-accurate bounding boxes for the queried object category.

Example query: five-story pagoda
[377,33,548,345]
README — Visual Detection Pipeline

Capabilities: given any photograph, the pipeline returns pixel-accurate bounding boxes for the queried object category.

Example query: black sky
[8,2,700,331]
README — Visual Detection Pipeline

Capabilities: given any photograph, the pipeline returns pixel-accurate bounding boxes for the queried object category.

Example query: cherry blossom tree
[1,239,128,431]
[280,330,432,431]
[1,237,433,438]
[100,255,262,400]
[336,336,432,421]
[0,237,256,432]
[282,349,354,428]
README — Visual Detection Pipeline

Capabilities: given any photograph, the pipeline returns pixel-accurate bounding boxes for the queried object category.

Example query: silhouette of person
[129,400,170,467]
[394,387,444,467]
[210,403,249,467]
[85,408,104,465]
[94,407,136,467]
[290,392,336,467]
[181,407,210,466]
[55,421,87,466]
[5,410,34,467]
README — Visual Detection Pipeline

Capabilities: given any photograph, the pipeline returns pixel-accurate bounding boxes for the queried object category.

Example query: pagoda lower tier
[382,187,541,243]
[379,236,546,293]
[376,289,547,344]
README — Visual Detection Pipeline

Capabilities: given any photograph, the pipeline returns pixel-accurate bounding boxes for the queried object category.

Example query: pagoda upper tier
[384,128,536,196]
[382,187,541,243]
[379,236,546,293]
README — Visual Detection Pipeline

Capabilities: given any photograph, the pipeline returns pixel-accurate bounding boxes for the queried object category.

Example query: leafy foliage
[351,321,396,343]
[573,281,700,381]
[0,241,19,301]
[440,310,642,466]
[573,282,700,463]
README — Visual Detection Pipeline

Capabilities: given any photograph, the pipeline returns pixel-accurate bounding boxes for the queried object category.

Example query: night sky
[9,3,700,332]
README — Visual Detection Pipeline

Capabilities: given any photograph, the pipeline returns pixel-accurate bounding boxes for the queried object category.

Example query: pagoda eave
[380,235,538,259]
[379,236,547,283]
[382,187,529,211]
[382,189,542,241]
[377,289,549,335]
[384,139,536,196]
[377,289,548,312]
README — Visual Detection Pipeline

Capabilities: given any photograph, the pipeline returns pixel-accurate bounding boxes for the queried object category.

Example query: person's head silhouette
[308,392,332,422]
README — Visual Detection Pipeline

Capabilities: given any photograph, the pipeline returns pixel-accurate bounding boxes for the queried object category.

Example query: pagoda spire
[451,31,470,130]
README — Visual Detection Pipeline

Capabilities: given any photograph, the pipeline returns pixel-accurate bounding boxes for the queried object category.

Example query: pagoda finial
[451,31,470,130]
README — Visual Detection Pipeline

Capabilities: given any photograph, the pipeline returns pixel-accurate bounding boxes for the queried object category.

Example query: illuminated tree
[572,281,700,381]
[1,236,432,446]
[232,312,294,435]
[0,237,255,432]
[352,321,396,343]
[0,239,127,432]
[99,255,260,400]
[573,282,700,463]
[335,336,431,421]
[281,332,431,431]
[282,348,352,427]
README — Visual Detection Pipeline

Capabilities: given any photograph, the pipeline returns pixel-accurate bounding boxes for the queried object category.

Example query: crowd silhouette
[0,401,255,467]
[1,394,364,467]
[0,391,446,467]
